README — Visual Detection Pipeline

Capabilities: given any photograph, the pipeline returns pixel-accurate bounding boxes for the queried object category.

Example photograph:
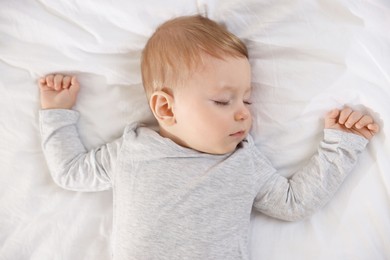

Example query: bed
[1,0,389,259]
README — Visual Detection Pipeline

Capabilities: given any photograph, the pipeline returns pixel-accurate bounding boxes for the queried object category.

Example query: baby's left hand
[325,107,379,140]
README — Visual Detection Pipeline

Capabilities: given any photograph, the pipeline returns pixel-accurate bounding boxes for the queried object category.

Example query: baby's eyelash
[213,100,230,106]
[212,100,252,106]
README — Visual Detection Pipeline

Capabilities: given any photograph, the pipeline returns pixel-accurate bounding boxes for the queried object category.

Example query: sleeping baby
[38,15,379,260]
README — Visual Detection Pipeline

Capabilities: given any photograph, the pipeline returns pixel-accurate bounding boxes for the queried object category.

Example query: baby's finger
[324,109,340,128]
[338,107,353,125]
[71,76,78,86]
[69,76,80,94]
[38,78,53,92]
[344,111,363,128]
[54,74,64,91]
[326,109,340,120]
[355,115,373,129]
[62,76,72,89]
[367,123,380,133]
[46,75,55,87]
[38,77,47,88]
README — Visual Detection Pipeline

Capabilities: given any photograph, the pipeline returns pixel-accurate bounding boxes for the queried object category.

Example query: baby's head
[141,15,248,99]
[141,15,252,154]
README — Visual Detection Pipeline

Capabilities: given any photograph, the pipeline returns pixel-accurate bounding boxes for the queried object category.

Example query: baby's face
[171,54,252,154]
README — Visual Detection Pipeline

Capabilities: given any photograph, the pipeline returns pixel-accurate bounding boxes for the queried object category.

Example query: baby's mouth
[229,130,246,137]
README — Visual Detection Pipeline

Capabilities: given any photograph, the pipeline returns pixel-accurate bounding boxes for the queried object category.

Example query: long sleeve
[39,109,122,192]
[253,129,368,221]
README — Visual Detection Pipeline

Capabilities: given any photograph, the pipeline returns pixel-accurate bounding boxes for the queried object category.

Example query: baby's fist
[325,107,379,140]
[39,74,80,109]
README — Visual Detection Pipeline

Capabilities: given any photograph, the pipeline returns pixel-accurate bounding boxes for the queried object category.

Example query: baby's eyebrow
[218,85,252,91]
[217,85,235,90]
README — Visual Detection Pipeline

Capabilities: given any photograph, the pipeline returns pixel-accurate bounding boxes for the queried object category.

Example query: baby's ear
[149,91,176,126]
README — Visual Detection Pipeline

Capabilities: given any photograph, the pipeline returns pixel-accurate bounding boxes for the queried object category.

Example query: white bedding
[1,0,389,259]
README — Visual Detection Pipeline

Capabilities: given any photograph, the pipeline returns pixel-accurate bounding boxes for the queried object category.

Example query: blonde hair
[141,15,248,99]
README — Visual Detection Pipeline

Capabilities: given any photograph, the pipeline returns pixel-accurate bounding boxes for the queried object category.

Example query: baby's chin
[196,142,242,155]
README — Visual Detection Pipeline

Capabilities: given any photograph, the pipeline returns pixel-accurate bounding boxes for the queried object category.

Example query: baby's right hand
[39,74,80,109]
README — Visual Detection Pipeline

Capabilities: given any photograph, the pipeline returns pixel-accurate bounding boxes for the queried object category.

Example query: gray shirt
[39,109,368,260]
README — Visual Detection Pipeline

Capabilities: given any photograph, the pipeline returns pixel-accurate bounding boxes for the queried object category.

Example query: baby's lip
[229,130,246,137]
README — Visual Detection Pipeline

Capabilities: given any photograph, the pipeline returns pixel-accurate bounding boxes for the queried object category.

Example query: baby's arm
[38,74,121,191]
[253,107,379,221]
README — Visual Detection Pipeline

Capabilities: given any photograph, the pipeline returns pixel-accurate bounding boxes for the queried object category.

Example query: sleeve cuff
[39,109,79,136]
[323,129,368,152]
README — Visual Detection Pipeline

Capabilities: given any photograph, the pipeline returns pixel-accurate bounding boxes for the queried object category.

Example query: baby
[38,15,379,260]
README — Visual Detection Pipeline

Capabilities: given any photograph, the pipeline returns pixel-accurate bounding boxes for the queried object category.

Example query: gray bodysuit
[39,109,368,260]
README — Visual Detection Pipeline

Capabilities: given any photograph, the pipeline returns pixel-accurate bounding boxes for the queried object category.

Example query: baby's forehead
[178,54,251,92]
[194,52,248,72]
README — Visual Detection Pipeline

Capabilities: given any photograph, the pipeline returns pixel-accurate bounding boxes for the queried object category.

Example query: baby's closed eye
[212,100,230,106]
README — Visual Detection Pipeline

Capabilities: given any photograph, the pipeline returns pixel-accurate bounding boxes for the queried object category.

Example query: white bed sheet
[1,0,389,259]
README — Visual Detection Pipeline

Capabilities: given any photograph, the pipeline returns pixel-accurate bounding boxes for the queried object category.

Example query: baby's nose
[234,107,250,121]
